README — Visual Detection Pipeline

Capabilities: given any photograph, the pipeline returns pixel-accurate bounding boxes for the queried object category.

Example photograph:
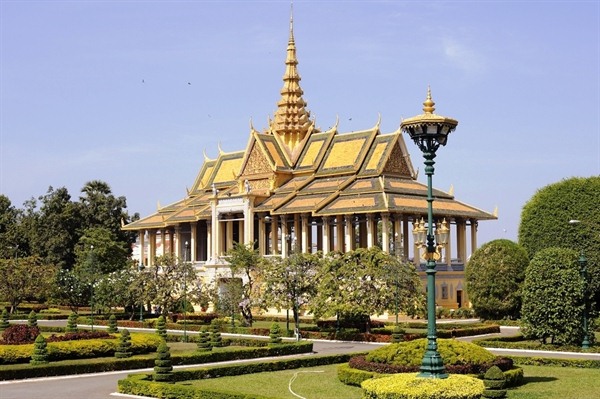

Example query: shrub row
[117,352,357,398]
[361,373,484,399]
[0,333,161,364]
[507,356,600,369]
[474,335,600,353]
[0,341,313,380]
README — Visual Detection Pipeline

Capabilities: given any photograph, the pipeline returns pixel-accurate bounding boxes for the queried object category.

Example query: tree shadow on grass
[522,376,558,383]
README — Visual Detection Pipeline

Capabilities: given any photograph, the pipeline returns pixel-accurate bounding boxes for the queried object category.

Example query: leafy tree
[521,247,592,345]
[519,176,600,304]
[224,242,263,326]
[261,252,320,333]
[52,269,90,311]
[465,239,529,320]
[30,334,49,365]
[93,262,143,317]
[0,256,57,313]
[311,248,423,332]
[0,195,22,259]
[144,254,200,315]
[74,227,129,275]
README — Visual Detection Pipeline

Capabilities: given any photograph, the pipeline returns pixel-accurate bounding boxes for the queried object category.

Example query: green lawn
[176,364,600,399]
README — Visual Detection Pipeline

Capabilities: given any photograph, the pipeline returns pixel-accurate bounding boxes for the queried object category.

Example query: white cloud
[441,36,486,74]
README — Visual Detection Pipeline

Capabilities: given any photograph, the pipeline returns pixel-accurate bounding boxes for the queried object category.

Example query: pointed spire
[267,4,317,160]
[423,85,435,114]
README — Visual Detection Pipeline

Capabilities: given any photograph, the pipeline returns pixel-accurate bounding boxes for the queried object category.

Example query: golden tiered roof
[123,16,495,231]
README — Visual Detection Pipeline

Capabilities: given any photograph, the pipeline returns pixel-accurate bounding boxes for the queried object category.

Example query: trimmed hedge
[474,335,600,353]
[337,363,377,386]
[507,356,600,369]
[0,333,161,364]
[118,353,358,398]
[361,373,484,399]
[0,341,314,380]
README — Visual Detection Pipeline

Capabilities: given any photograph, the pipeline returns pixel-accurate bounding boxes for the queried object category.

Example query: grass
[179,363,362,399]
[507,365,600,399]
[173,363,600,399]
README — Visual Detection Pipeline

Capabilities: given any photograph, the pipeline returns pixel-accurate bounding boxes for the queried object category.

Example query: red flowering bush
[1,325,40,344]
[46,330,112,342]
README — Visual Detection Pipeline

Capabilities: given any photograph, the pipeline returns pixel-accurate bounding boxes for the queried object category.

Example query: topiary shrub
[65,312,78,333]
[0,309,9,331]
[30,334,49,365]
[482,365,507,398]
[1,324,40,344]
[269,323,282,345]
[196,328,212,352]
[153,341,173,382]
[107,314,118,333]
[115,329,132,358]
[27,310,38,328]
[391,325,404,343]
[156,315,167,339]
[210,319,223,348]
[361,373,484,399]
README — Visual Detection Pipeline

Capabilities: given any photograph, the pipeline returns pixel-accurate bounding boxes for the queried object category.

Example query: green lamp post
[569,219,591,349]
[401,87,457,378]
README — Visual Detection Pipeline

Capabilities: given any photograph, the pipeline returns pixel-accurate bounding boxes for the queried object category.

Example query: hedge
[0,333,162,364]
[0,341,314,380]
[474,335,600,353]
[361,373,484,399]
[507,356,600,369]
[118,353,359,398]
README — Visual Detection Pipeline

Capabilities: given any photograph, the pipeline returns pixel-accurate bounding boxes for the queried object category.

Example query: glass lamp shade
[436,219,450,246]
[412,218,427,246]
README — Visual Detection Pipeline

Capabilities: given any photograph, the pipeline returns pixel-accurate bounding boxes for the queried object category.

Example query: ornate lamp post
[138,261,145,322]
[89,244,95,332]
[401,88,457,378]
[569,219,591,349]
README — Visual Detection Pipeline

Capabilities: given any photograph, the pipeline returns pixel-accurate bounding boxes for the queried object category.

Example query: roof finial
[423,85,435,114]
[290,1,294,41]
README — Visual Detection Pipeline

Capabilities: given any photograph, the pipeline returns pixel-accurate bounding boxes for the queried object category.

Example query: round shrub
[361,373,484,399]
[366,339,496,369]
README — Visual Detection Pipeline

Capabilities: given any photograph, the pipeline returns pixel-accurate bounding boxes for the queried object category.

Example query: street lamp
[89,244,95,332]
[401,87,457,379]
[138,261,145,322]
[183,241,190,343]
[569,219,591,349]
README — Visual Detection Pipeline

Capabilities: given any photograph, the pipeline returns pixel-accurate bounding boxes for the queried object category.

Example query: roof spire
[423,85,435,114]
[267,4,317,162]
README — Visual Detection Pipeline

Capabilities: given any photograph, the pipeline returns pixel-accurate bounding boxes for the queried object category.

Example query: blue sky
[1,0,598,248]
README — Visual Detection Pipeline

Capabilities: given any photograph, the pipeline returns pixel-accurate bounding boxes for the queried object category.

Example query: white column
[336,216,344,251]
[138,231,145,265]
[344,215,352,252]
[281,216,289,258]
[174,225,181,259]
[226,221,234,252]
[322,216,330,255]
[159,229,166,256]
[190,223,197,262]
[381,213,390,253]
[470,219,478,256]
[366,214,375,248]
[244,198,254,246]
[206,221,212,262]
[271,215,279,255]
[259,215,266,255]
[148,230,156,267]
[402,215,410,260]
[301,214,309,254]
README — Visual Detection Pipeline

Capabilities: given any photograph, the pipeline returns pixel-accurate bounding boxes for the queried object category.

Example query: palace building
[123,15,496,310]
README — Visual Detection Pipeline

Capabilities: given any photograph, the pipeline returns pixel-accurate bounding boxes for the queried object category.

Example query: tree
[519,176,600,304]
[224,242,263,326]
[144,254,200,315]
[521,247,590,345]
[30,334,49,365]
[115,329,133,358]
[0,195,21,259]
[311,248,424,332]
[74,227,129,275]
[66,312,78,333]
[196,328,212,352]
[260,252,320,333]
[465,239,529,320]
[27,310,38,328]
[153,341,173,382]
[0,256,57,313]
[156,315,167,339]
[52,269,90,311]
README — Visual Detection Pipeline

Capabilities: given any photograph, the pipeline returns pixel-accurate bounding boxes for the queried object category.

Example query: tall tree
[224,242,263,326]
[74,227,129,274]
[0,256,58,313]
[521,247,591,345]
[518,176,600,304]
[465,239,529,320]
[261,252,320,332]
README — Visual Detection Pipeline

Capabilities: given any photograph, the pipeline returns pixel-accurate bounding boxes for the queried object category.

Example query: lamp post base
[418,348,448,378]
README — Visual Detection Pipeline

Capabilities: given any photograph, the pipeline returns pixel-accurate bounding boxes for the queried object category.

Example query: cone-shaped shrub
[0,309,9,331]
[30,334,49,365]
[27,310,38,328]
[153,341,173,382]
[482,365,507,398]
[107,314,118,333]
[65,312,78,333]
[391,325,405,343]
[210,320,223,348]
[269,322,282,345]
[196,328,212,352]
[115,329,133,358]
[156,315,167,339]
